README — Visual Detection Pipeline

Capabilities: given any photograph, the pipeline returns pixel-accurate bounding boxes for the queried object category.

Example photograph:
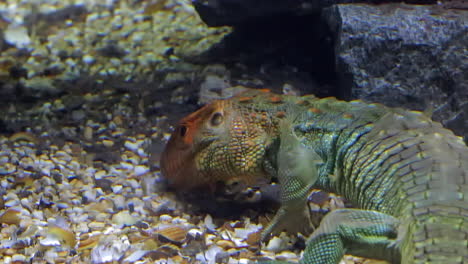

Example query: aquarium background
[0,0,466,263]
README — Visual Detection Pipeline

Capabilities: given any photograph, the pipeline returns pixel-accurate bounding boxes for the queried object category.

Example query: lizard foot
[261,202,315,242]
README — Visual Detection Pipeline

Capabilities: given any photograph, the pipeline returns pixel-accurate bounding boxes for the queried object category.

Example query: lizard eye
[210,112,223,126]
[179,125,187,137]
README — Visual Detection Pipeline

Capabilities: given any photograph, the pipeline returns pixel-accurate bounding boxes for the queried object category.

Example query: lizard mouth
[160,126,220,190]
[160,141,200,190]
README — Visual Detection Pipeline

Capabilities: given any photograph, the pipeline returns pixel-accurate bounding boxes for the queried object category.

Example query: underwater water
[0,0,466,263]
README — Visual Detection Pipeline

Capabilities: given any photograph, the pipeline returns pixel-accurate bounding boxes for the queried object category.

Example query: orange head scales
[160,96,275,191]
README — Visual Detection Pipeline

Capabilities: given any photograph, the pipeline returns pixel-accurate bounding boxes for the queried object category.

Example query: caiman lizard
[160,88,468,264]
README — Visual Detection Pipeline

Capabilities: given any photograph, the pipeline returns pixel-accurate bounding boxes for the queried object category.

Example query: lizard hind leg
[301,208,401,264]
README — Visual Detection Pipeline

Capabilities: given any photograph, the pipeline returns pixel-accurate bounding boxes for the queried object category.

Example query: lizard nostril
[210,112,223,126]
[179,126,187,137]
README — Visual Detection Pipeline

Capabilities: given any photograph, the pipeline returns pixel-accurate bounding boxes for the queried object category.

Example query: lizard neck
[291,101,397,211]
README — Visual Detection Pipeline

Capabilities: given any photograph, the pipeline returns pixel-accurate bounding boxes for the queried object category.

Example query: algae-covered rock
[324,4,468,141]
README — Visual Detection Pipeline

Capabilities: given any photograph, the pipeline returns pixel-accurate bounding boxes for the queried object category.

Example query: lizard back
[161,88,468,263]
[239,90,468,263]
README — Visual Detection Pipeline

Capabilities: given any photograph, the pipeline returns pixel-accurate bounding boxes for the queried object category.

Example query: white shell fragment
[204,214,217,232]
[196,245,223,264]
[134,165,149,176]
[123,250,149,262]
[91,235,130,264]
[4,24,31,48]
[265,236,288,253]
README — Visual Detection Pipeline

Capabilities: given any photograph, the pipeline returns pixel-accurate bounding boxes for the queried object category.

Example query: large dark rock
[324,4,468,141]
[192,0,438,26]
[192,0,319,26]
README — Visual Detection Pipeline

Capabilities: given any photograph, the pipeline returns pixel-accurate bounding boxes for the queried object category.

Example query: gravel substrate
[0,86,389,264]
[0,0,230,98]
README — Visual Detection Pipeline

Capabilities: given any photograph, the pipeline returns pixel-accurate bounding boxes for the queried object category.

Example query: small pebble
[112,184,123,194]
[124,140,139,152]
[265,237,287,253]
[83,54,96,64]
[84,126,93,140]
[102,139,114,147]
[134,165,148,176]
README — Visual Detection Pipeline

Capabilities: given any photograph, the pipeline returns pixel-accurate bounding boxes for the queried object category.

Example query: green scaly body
[161,89,468,264]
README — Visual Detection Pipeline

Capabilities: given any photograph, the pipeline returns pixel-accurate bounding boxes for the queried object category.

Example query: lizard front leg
[260,120,402,263]
[261,120,322,241]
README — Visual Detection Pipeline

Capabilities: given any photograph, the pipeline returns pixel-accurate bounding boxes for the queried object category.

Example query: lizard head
[160,99,273,191]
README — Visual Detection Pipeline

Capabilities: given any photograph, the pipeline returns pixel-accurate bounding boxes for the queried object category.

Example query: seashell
[134,165,149,176]
[112,211,138,227]
[0,208,21,225]
[137,148,147,157]
[11,254,27,264]
[94,170,107,179]
[112,195,126,210]
[40,234,61,247]
[82,54,95,65]
[18,224,39,239]
[205,234,216,246]
[171,217,188,225]
[275,251,299,262]
[142,237,159,250]
[245,230,261,248]
[0,154,9,165]
[84,126,93,141]
[0,163,16,175]
[53,150,72,162]
[234,223,262,239]
[215,239,236,249]
[102,139,114,147]
[187,228,203,239]
[236,257,252,264]
[47,226,77,248]
[90,235,130,264]
[155,226,188,244]
[9,132,38,145]
[146,243,180,260]
[264,236,287,253]
[124,140,139,152]
[159,214,172,222]
[56,250,69,258]
[113,115,123,126]
[111,184,123,194]
[195,244,222,263]
[88,221,107,231]
[78,234,101,251]
[123,152,141,165]
[111,130,124,137]
[123,250,149,263]
[126,179,140,189]
[204,214,216,232]
[120,162,134,170]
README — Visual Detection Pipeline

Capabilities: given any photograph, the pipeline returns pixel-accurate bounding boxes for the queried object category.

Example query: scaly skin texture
[160,89,468,264]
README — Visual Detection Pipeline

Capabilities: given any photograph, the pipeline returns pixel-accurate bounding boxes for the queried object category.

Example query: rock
[324,4,468,141]
[192,0,438,26]
[192,0,319,26]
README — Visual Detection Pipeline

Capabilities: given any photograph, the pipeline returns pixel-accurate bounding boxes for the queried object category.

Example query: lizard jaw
[160,127,229,190]
[160,138,196,189]
[160,123,209,190]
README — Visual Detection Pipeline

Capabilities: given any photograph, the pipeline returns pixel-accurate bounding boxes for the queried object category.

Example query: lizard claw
[261,202,315,242]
